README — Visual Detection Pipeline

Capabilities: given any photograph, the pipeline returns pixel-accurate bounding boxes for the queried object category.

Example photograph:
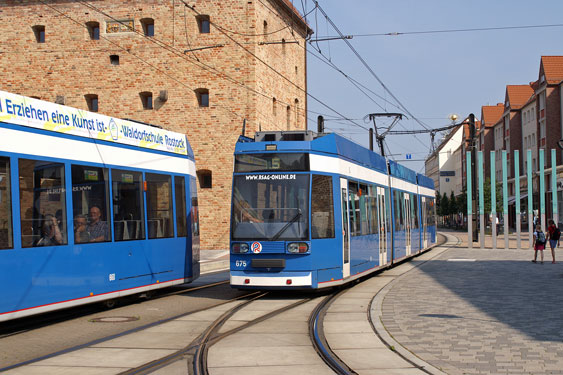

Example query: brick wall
[0,0,309,249]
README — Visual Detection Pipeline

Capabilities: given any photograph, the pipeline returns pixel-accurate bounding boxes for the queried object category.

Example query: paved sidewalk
[200,249,229,274]
[381,232,563,375]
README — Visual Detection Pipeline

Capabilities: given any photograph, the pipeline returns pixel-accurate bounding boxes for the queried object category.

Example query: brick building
[478,103,503,179]
[0,0,312,249]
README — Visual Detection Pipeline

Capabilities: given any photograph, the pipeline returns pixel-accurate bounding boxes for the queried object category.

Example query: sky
[302,0,563,173]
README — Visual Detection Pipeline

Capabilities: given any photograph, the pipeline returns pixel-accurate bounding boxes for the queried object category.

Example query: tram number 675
[235,260,247,267]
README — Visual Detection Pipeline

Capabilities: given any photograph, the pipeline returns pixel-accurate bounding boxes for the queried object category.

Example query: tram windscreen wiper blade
[270,210,302,241]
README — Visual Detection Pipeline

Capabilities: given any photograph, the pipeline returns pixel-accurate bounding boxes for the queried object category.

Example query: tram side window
[189,176,200,252]
[413,194,419,229]
[359,183,369,235]
[146,173,173,239]
[175,176,188,237]
[348,181,360,236]
[71,165,111,243]
[19,159,67,247]
[0,158,13,249]
[394,191,404,231]
[367,185,378,234]
[311,175,335,239]
[427,198,436,226]
[112,170,145,241]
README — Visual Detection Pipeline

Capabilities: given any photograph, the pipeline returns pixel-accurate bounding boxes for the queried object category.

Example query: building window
[110,55,120,65]
[86,21,100,40]
[197,15,210,33]
[286,105,291,130]
[272,97,277,115]
[140,18,154,36]
[32,25,45,43]
[85,94,98,112]
[197,170,212,189]
[140,92,153,110]
[282,38,286,55]
[195,88,209,107]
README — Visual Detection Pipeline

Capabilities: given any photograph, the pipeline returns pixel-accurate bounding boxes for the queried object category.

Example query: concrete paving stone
[330,298,368,307]
[143,320,208,334]
[240,299,303,310]
[91,331,199,350]
[207,346,325,367]
[334,348,414,370]
[324,312,367,322]
[150,357,190,375]
[208,364,335,375]
[4,366,128,375]
[175,309,226,321]
[228,309,278,322]
[29,348,175,368]
[325,332,387,350]
[214,332,311,347]
[354,368,426,375]
[328,304,368,312]
[323,320,374,334]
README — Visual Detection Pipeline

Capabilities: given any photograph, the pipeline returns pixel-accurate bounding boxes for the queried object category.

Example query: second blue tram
[0,91,200,321]
[229,131,436,289]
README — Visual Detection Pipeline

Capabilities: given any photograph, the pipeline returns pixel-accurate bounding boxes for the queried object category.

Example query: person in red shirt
[547,219,559,264]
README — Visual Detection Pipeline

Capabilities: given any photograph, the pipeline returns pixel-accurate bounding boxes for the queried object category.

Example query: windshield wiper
[270,210,302,241]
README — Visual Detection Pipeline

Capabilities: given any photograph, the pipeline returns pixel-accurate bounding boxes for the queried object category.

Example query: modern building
[0,0,312,249]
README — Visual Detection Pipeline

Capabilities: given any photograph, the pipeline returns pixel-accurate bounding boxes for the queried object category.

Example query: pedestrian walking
[532,224,546,264]
[547,219,560,264]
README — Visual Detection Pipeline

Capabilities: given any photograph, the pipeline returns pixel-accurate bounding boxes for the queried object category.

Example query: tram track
[309,289,358,375]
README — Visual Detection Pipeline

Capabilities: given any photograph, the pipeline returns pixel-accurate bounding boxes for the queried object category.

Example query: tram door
[377,187,388,266]
[340,178,350,279]
[404,194,412,256]
[421,197,428,248]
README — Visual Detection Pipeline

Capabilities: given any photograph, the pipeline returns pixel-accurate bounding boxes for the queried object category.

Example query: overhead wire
[328,22,563,38]
[312,1,432,132]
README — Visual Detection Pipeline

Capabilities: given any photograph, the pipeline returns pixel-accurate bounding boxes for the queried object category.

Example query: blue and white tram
[0,91,200,321]
[229,131,436,289]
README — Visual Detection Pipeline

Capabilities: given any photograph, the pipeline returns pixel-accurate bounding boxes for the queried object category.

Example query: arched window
[195,88,209,107]
[84,94,98,112]
[282,38,286,55]
[196,170,212,189]
[272,97,277,116]
[32,25,45,43]
[286,105,291,130]
[139,92,153,110]
[196,15,210,33]
[140,18,154,36]
[263,20,268,40]
[109,55,120,65]
[86,21,100,40]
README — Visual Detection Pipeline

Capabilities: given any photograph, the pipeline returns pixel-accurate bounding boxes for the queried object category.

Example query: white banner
[0,90,188,155]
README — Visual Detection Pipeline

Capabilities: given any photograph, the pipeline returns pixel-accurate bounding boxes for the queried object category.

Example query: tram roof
[236,132,388,173]
[417,173,435,190]
[389,160,417,184]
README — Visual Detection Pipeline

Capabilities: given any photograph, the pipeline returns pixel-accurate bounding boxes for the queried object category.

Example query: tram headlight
[232,243,249,253]
[287,242,309,254]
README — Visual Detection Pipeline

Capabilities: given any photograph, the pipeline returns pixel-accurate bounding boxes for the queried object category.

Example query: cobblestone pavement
[382,232,563,375]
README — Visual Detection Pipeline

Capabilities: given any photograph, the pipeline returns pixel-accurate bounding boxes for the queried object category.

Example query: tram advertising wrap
[0,90,187,155]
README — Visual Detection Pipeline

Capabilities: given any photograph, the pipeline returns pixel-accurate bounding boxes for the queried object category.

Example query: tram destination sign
[0,90,188,155]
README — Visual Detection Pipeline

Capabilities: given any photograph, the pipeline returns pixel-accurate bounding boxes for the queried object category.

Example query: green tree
[449,191,458,216]
[440,193,449,216]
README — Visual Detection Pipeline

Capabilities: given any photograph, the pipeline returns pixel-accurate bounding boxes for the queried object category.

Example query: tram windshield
[231,174,309,241]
